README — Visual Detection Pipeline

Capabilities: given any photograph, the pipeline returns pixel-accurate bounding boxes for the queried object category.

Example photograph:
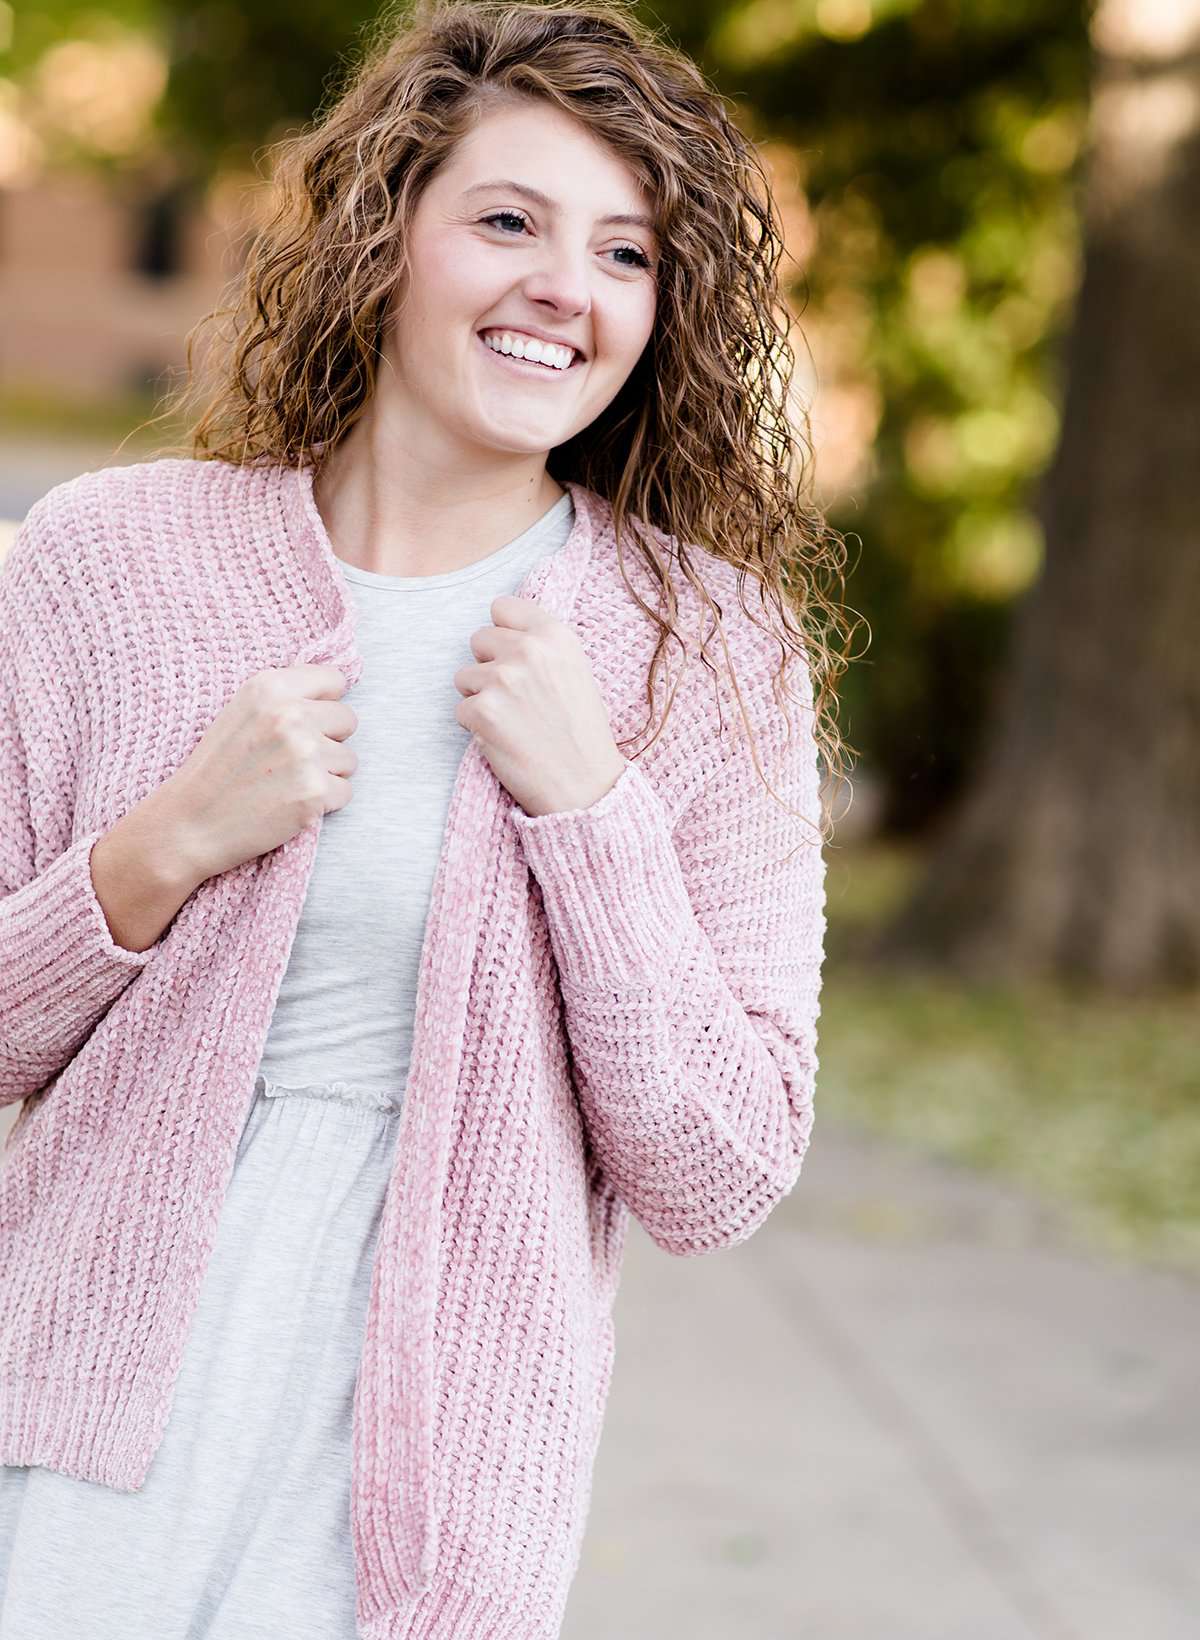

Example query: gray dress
[0,492,575,1639]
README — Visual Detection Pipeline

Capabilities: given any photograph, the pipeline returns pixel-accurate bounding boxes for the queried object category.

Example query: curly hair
[143,0,858,839]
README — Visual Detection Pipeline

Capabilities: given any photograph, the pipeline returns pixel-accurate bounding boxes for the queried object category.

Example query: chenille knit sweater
[0,455,827,1638]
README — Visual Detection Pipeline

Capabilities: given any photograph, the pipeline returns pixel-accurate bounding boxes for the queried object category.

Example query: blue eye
[483,210,529,235]
[479,211,652,270]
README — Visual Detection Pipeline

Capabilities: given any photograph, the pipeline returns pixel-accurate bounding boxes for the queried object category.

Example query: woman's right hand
[160,663,359,884]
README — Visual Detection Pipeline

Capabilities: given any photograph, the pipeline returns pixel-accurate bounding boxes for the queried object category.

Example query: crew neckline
[335,491,574,591]
[281,462,603,678]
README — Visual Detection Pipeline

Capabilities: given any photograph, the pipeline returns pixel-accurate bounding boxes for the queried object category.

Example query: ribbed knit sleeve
[0,490,159,1108]
[510,651,827,1257]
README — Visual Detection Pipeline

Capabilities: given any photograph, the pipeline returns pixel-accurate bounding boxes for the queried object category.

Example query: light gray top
[256,487,576,1107]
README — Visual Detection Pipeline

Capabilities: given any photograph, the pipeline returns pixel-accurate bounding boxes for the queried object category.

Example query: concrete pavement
[566,1119,1199,1639]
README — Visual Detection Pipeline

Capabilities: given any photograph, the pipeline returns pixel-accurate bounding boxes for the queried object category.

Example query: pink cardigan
[0,455,827,1638]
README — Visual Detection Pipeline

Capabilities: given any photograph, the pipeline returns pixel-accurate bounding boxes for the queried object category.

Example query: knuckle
[248,669,285,706]
[263,704,306,749]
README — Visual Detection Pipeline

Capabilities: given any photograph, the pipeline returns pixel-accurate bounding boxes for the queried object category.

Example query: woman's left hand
[453,595,627,818]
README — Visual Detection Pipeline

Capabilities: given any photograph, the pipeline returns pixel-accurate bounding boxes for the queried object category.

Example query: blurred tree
[657,0,1094,835]
[154,0,378,177]
[874,0,1200,989]
[4,1,375,178]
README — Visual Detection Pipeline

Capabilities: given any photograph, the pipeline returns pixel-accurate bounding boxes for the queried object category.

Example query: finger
[453,660,489,696]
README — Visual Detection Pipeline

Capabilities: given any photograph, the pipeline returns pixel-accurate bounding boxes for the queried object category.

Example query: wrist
[521,753,628,820]
[135,778,211,895]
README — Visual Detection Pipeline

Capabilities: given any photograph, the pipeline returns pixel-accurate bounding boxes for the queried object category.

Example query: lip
[475,330,583,377]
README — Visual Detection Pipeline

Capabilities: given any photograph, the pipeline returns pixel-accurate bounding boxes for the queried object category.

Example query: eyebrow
[461,178,658,233]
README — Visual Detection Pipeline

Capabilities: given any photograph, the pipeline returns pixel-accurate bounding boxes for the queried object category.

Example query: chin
[468,417,572,454]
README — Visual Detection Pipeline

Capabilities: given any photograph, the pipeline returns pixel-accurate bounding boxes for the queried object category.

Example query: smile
[476,329,583,376]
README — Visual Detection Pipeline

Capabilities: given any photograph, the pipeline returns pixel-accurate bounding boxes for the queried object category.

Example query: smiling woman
[291,90,664,581]
[146,0,853,778]
[0,3,852,1639]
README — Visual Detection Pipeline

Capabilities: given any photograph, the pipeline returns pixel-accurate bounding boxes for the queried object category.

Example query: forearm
[0,814,178,1105]
[510,755,826,1255]
[89,783,206,954]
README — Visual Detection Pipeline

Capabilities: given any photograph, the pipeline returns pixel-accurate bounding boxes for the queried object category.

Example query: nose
[520,241,591,320]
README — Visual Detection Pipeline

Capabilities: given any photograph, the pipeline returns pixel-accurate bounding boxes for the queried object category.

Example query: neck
[311,412,566,578]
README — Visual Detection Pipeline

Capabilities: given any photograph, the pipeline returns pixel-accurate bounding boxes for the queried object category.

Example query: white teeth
[481,330,574,370]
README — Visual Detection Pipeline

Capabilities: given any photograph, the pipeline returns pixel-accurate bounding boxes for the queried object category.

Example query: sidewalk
[566,1118,1199,1639]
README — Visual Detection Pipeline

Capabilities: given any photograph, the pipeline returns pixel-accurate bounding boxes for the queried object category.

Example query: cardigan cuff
[2,826,158,1045]
[509,758,703,992]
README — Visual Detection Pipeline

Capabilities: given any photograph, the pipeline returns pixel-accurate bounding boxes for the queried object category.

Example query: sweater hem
[360,1578,560,1639]
[0,1373,170,1493]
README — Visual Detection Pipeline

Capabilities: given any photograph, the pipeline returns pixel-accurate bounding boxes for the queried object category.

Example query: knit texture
[0,455,827,1637]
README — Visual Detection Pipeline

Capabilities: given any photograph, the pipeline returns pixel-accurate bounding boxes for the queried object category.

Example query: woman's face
[382,98,660,463]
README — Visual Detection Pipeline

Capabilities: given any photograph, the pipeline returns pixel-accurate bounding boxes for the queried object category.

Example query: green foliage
[653,0,1093,829]
[154,0,381,175]
[820,839,1200,1275]
[3,0,160,74]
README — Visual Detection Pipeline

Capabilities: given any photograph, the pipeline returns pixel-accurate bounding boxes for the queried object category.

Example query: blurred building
[0,169,245,404]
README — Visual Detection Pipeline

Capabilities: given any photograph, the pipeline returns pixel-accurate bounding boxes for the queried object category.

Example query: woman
[0,1,851,1635]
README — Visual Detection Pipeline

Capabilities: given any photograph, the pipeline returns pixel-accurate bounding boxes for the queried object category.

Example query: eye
[479,211,654,271]
[481,209,529,235]
[611,242,653,270]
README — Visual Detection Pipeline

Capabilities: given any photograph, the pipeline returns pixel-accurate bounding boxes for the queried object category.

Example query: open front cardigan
[0,455,827,1638]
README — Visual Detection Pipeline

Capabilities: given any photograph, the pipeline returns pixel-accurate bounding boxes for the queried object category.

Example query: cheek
[406,233,498,324]
[615,282,656,350]
[641,279,660,339]
[597,290,656,377]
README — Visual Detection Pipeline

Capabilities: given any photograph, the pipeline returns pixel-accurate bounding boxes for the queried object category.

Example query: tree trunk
[871,0,1200,993]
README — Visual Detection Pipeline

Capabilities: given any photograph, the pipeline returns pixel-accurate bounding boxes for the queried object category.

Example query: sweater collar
[277,457,605,689]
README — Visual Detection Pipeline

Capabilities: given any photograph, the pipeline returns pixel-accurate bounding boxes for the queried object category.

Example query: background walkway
[568,1118,1199,1639]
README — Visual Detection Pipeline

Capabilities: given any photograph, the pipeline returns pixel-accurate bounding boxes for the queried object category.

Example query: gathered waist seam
[252,1071,403,1115]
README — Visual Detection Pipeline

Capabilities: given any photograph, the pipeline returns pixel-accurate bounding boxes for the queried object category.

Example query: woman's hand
[453,596,626,818]
[160,663,359,881]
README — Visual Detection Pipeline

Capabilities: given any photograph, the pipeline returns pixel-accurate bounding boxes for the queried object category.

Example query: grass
[817,838,1200,1279]
[0,384,182,448]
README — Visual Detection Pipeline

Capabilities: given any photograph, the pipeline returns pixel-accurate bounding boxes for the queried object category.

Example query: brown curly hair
[143,0,858,840]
